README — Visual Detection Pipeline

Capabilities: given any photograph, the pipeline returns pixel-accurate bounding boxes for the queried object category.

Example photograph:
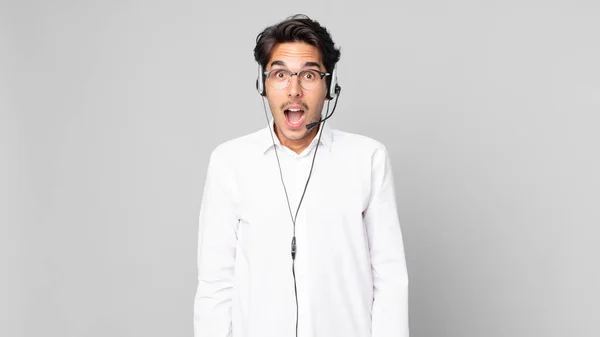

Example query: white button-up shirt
[194,121,409,337]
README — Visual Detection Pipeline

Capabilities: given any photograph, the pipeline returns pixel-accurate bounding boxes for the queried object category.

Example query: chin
[282,128,308,141]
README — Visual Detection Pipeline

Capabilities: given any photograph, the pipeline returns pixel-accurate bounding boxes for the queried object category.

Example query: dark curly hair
[254,14,341,79]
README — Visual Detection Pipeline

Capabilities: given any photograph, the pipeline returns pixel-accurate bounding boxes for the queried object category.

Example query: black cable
[260,98,329,232]
[261,94,338,337]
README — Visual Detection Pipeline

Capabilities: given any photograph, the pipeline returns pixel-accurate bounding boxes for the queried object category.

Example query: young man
[194,15,409,337]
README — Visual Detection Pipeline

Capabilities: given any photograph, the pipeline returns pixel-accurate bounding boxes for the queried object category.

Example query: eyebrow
[270,60,323,69]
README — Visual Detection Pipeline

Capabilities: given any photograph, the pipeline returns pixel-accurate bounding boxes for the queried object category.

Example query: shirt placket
[280,145,315,337]
[294,150,314,337]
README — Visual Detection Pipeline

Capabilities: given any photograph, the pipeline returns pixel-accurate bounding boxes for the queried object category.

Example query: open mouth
[283,107,305,128]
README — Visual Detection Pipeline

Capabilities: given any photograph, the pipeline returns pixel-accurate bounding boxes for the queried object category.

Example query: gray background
[2,0,599,336]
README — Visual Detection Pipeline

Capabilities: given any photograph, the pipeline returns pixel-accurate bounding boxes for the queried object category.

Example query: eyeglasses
[264,68,330,90]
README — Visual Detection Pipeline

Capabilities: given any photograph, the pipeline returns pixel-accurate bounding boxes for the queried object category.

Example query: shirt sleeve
[194,151,239,337]
[363,145,409,337]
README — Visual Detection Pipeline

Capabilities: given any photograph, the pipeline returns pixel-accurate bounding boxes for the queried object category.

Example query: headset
[256,64,340,100]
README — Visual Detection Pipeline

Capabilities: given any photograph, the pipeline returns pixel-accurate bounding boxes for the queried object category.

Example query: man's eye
[302,71,318,81]
[273,70,287,79]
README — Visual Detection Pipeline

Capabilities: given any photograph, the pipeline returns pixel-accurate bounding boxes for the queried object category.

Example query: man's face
[265,42,328,143]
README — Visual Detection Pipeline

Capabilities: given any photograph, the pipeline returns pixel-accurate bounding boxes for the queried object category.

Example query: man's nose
[287,75,303,97]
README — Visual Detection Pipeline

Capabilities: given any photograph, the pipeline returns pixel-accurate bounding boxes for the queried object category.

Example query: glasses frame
[264,68,331,90]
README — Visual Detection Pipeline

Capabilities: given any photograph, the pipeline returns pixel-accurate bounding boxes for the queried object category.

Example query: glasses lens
[299,70,321,90]
[267,69,290,89]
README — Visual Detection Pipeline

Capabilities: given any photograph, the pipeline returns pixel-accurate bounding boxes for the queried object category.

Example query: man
[194,15,408,337]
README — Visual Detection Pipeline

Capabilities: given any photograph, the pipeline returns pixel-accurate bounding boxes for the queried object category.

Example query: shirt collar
[259,119,333,155]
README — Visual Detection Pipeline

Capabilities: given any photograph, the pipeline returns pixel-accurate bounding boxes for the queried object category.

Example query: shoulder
[208,127,266,166]
[329,128,393,176]
[331,128,389,155]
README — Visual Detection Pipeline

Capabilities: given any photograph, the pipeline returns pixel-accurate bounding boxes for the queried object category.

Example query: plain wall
[2,0,599,336]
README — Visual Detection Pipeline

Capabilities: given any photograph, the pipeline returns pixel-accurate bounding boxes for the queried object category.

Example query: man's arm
[364,145,409,337]
[194,151,238,337]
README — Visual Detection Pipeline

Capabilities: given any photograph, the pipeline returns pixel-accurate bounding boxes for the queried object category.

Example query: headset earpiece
[256,64,266,96]
[327,67,339,100]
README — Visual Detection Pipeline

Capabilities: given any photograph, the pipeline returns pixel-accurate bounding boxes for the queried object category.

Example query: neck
[275,124,320,155]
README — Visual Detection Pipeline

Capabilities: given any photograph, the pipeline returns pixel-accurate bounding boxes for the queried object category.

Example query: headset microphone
[306,84,342,130]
